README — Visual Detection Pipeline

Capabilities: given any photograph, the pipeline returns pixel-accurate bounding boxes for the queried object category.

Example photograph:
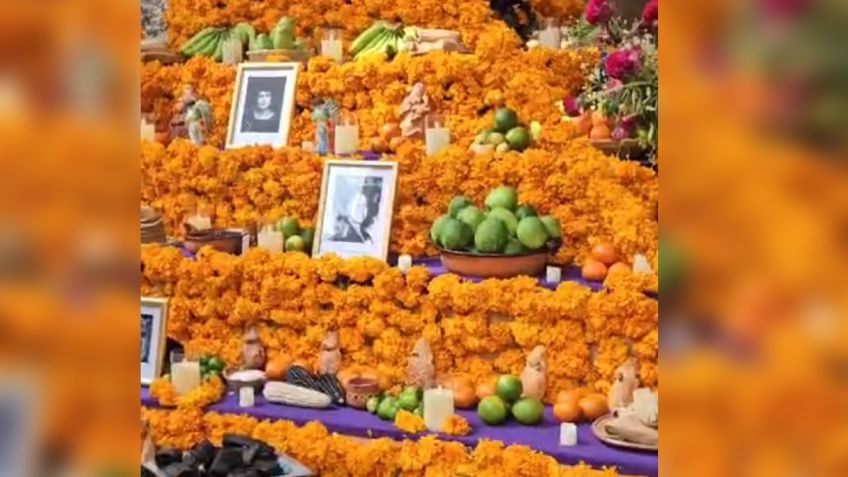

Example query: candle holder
[320,28,343,62]
[538,18,561,50]
[334,114,359,156]
[256,223,284,252]
[424,114,450,157]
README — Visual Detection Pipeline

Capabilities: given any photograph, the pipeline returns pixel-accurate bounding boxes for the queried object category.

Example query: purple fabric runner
[141,387,656,476]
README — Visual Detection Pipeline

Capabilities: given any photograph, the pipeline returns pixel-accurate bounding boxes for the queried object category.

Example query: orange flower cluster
[149,375,225,409]
[531,0,587,20]
[141,140,657,264]
[394,410,428,434]
[142,408,619,476]
[165,0,534,55]
[141,47,598,150]
[442,414,472,436]
[141,246,658,402]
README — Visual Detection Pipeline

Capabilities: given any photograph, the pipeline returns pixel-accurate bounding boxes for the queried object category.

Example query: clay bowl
[225,370,267,393]
[184,229,243,255]
[438,244,557,279]
[345,377,380,409]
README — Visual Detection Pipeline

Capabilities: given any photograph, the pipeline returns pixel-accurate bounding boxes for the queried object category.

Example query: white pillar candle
[239,387,255,408]
[546,266,561,283]
[186,214,212,231]
[423,387,454,432]
[425,126,450,157]
[334,124,359,155]
[140,118,155,142]
[171,360,201,396]
[321,40,343,62]
[538,28,562,50]
[559,423,578,446]
[257,227,284,252]
[222,38,244,65]
[398,254,412,274]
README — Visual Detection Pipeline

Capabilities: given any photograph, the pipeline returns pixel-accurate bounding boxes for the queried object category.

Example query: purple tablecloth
[141,387,656,476]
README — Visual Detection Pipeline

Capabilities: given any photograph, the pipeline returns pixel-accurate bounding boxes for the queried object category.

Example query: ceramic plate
[591,414,658,452]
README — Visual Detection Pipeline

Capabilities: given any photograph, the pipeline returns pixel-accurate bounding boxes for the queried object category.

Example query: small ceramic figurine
[311,98,340,155]
[520,345,547,399]
[405,338,436,389]
[242,325,266,370]
[398,83,431,139]
[608,357,640,410]
[317,330,342,374]
[185,99,213,145]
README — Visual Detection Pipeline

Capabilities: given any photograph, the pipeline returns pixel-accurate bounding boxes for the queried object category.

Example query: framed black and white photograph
[313,160,398,261]
[141,297,169,385]
[226,62,299,149]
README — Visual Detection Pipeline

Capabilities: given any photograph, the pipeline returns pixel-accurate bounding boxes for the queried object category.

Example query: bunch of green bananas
[349,22,410,60]
[181,22,257,62]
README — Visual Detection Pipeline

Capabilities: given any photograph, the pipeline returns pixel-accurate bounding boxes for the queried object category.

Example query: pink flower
[641,0,658,27]
[563,96,581,117]
[604,49,641,80]
[585,0,613,25]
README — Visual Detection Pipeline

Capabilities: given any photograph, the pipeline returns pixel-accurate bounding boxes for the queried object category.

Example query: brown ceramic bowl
[439,248,551,279]
[345,377,380,409]
[184,229,243,255]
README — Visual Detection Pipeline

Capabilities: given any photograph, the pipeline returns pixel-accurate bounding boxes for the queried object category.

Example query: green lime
[206,357,224,372]
[477,396,508,425]
[413,405,424,417]
[512,397,544,425]
[398,390,420,411]
[505,126,531,152]
[494,107,519,133]
[200,355,211,367]
[495,375,523,403]
[366,396,381,414]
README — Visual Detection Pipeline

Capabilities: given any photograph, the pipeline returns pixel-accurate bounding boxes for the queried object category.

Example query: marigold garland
[149,375,225,409]
[394,410,428,434]
[442,414,473,436]
[141,246,658,401]
[142,408,620,476]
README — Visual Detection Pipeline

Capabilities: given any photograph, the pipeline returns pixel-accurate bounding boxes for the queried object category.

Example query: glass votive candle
[239,386,255,408]
[546,266,562,283]
[559,423,578,446]
[222,36,244,65]
[398,254,413,274]
[424,114,450,157]
[141,114,156,142]
[256,224,284,252]
[320,28,343,62]
[334,114,359,155]
[539,18,562,50]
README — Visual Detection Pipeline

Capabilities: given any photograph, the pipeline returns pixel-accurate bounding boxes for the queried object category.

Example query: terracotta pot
[345,377,380,409]
[184,229,243,255]
[439,248,551,279]
[155,131,170,145]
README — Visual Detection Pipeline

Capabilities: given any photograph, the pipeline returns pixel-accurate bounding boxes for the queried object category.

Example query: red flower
[641,0,658,27]
[585,0,613,25]
[604,49,641,80]
[563,96,581,117]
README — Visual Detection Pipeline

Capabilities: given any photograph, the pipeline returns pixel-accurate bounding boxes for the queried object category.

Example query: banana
[350,22,387,55]
[355,31,390,58]
[181,27,218,56]
[213,32,228,61]
[231,22,256,47]
[197,31,222,57]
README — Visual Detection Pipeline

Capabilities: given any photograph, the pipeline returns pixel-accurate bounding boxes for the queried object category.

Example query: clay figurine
[398,83,431,139]
[405,338,435,389]
[185,98,213,145]
[520,345,547,399]
[317,330,342,374]
[608,357,640,410]
[311,99,340,156]
[242,326,266,370]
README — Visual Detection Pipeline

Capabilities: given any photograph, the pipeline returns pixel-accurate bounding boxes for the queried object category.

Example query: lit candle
[222,37,244,65]
[239,387,255,408]
[257,225,284,252]
[171,360,201,396]
[334,116,359,156]
[321,28,343,62]
[425,115,450,157]
[423,386,454,432]
[538,18,561,50]
[559,423,578,446]
[301,141,315,153]
[186,214,212,231]
[398,254,412,274]
[140,117,155,142]
[546,266,561,283]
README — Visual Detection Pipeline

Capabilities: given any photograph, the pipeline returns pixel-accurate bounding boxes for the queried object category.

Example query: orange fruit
[556,388,589,404]
[476,382,496,400]
[578,394,609,421]
[454,384,478,409]
[591,111,609,126]
[381,122,401,140]
[581,259,608,281]
[370,137,388,153]
[608,262,631,275]
[590,243,618,265]
[265,354,292,380]
[589,124,611,140]
[554,400,583,423]
[577,113,593,135]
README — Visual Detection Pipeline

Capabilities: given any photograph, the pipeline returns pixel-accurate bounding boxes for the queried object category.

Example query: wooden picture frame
[312,160,398,261]
[225,62,300,149]
[141,297,169,385]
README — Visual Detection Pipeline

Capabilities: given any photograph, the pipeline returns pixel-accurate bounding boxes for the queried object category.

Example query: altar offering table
[141,387,657,477]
